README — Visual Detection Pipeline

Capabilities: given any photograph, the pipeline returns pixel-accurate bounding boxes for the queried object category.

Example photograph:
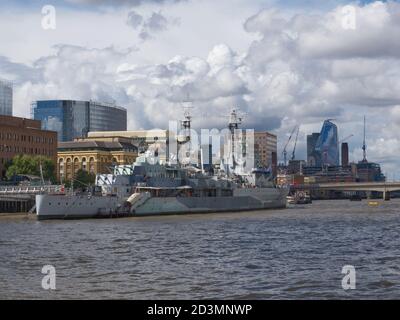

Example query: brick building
[254,131,277,168]
[0,115,57,179]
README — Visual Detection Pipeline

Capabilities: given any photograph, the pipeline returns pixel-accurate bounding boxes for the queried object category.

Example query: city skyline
[0,0,399,176]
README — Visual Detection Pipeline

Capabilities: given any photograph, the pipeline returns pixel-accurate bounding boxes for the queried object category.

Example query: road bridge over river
[293,182,400,200]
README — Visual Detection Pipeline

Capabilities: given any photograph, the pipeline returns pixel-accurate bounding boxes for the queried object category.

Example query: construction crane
[339,134,354,144]
[282,125,298,166]
[291,126,300,161]
[362,115,367,162]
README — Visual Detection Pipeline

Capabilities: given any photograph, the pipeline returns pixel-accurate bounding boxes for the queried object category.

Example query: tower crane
[339,134,354,144]
[291,126,300,161]
[282,125,298,166]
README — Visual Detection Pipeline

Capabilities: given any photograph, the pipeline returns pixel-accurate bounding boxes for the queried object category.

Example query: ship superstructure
[36,109,288,219]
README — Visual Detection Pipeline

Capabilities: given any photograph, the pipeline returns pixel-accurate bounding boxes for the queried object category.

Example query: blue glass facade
[0,79,12,116]
[89,102,127,133]
[32,100,64,140]
[307,133,321,166]
[314,120,339,166]
[33,100,127,142]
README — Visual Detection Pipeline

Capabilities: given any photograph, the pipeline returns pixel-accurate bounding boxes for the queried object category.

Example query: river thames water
[0,199,399,299]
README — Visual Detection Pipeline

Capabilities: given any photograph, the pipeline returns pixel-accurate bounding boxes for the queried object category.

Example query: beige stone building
[57,137,138,182]
[87,130,170,161]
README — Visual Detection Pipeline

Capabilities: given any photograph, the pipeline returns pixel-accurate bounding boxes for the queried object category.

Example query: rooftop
[0,79,13,87]
[88,130,170,139]
[0,114,41,130]
[58,140,138,152]
[33,99,127,112]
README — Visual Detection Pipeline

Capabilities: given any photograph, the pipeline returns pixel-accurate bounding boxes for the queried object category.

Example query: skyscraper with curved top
[314,120,339,167]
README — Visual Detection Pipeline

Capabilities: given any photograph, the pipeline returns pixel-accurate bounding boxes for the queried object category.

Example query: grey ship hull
[36,188,288,220]
[132,188,288,216]
[35,194,121,220]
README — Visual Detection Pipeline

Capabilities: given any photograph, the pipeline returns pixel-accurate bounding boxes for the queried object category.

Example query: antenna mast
[179,95,193,165]
[362,115,367,162]
[181,105,192,141]
[228,108,242,172]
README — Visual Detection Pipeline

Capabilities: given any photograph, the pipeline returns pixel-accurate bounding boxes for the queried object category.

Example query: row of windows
[0,145,54,156]
[57,156,135,178]
[58,156,134,163]
[59,157,95,163]
[0,132,55,144]
[255,142,277,148]
[59,158,95,176]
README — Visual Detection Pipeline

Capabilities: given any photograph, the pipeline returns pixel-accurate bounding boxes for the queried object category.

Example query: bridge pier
[383,191,391,201]
[294,182,400,201]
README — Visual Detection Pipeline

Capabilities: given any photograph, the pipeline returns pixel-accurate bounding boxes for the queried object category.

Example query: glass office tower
[314,120,339,166]
[0,79,13,116]
[89,101,127,133]
[307,133,321,166]
[32,100,127,141]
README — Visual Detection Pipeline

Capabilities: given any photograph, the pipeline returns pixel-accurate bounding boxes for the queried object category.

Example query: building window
[59,158,64,177]
[89,157,95,173]
[73,158,80,174]
[66,158,72,178]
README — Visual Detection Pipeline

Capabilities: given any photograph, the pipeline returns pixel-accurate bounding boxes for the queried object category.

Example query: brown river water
[0,199,399,299]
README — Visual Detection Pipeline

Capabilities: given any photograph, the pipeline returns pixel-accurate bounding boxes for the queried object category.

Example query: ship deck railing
[0,185,63,195]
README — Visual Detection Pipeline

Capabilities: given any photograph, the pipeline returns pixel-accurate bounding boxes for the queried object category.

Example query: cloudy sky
[1,0,399,177]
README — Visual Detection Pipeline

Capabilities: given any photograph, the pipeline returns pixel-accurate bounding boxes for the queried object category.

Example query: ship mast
[179,99,193,166]
[228,108,242,172]
[181,105,192,143]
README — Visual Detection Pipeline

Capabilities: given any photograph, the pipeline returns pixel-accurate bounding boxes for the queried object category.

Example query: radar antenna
[178,96,193,166]
[227,108,244,173]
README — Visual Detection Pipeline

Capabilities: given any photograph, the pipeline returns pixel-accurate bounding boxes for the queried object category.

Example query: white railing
[0,185,63,195]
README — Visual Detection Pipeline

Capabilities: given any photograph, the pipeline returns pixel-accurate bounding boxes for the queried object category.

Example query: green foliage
[6,155,56,182]
[71,169,96,189]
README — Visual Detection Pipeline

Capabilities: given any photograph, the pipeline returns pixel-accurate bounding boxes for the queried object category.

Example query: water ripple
[0,199,400,299]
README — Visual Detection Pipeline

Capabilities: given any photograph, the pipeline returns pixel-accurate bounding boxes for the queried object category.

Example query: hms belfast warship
[36,109,288,220]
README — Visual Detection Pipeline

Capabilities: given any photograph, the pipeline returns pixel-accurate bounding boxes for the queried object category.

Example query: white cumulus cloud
[1,0,400,175]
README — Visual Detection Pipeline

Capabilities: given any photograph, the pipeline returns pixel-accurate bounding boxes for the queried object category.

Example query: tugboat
[287,191,312,205]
